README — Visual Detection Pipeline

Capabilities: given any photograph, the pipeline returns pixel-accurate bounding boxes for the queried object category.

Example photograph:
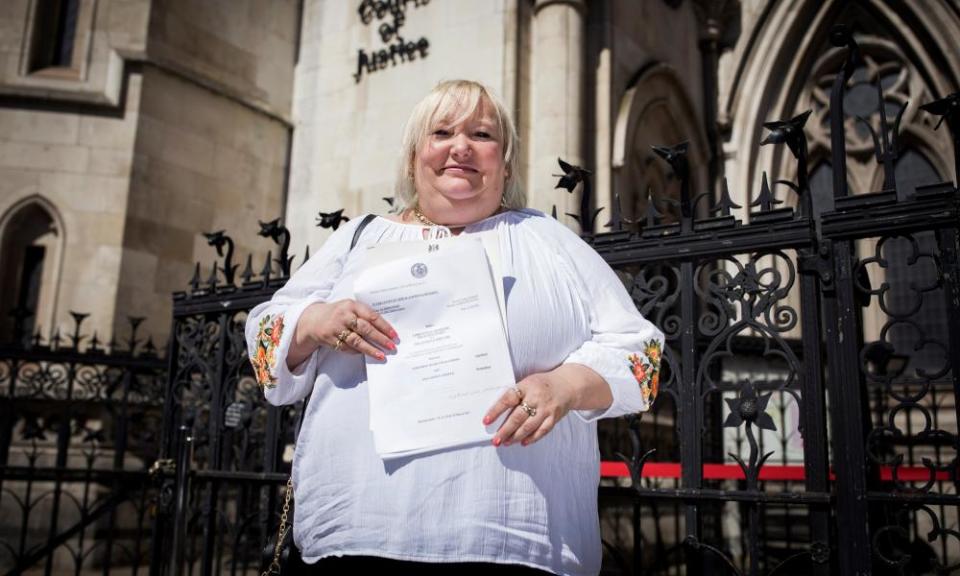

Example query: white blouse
[245,209,663,576]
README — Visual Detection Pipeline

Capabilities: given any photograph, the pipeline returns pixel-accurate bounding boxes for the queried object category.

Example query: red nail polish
[521,440,529,447]
[492,437,501,447]
[388,342,396,351]
[390,330,398,339]
[376,352,385,361]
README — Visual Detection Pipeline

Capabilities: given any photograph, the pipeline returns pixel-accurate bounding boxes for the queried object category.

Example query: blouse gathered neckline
[376,208,516,232]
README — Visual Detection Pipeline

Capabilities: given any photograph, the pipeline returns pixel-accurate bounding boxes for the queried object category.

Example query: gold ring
[348,316,359,331]
[336,328,352,343]
[333,338,344,351]
[520,401,536,418]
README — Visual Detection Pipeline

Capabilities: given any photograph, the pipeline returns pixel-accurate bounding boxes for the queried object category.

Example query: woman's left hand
[483,364,613,447]
[483,371,575,447]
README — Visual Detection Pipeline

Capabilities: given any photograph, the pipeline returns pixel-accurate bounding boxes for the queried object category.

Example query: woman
[246,80,663,576]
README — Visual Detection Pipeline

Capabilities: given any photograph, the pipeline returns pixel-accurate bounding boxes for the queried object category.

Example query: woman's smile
[442,164,477,174]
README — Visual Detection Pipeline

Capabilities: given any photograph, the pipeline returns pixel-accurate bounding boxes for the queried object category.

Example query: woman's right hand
[288,300,397,368]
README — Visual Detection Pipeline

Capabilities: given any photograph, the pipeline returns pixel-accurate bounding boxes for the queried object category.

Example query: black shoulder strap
[350,214,377,250]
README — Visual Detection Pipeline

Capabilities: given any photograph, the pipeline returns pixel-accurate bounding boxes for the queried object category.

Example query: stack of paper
[353,234,515,459]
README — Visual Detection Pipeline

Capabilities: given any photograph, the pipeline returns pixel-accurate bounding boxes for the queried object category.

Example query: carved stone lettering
[354,0,430,83]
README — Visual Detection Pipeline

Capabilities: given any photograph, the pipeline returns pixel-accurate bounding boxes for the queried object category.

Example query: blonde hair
[394,80,524,211]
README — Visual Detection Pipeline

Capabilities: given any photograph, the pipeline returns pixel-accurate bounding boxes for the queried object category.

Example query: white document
[354,235,515,459]
[360,231,509,335]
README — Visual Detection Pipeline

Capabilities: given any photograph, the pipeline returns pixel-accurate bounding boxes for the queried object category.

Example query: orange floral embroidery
[628,339,662,406]
[250,313,284,389]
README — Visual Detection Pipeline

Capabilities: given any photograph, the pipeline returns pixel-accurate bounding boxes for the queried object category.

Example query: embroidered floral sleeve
[250,313,285,390]
[628,339,662,407]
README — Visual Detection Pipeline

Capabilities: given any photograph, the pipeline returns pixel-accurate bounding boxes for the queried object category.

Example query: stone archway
[722,0,960,211]
[611,62,709,229]
[0,196,65,341]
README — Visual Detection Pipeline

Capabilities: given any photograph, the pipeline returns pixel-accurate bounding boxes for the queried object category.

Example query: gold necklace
[411,204,503,228]
[412,205,439,226]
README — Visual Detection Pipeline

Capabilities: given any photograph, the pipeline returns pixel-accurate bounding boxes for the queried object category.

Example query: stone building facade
[2,0,959,573]
[0,0,298,342]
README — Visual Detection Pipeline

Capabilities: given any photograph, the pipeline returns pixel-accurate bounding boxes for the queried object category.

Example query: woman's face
[413,99,506,223]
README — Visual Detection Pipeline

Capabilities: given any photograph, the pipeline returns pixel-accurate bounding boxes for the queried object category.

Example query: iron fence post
[797,247,833,575]
[150,317,182,576]
[823,25,872,575]
[679,258,702,574]
[198,312,230,576]
[171,426,193,576]
[42,355,77,576]
[936,222,960,463]
[823,240,873,575]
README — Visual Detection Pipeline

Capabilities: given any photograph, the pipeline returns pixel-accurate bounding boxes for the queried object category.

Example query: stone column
[692,0,738,200]
[528,0,586,220]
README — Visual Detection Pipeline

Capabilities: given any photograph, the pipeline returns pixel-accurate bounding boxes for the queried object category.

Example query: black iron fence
[589,28,960,576]
[0,315,166,575]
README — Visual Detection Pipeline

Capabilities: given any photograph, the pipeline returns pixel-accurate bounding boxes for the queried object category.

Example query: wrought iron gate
[147,226,305,576]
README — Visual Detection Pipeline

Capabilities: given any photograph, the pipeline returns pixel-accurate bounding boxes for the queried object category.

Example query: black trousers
[291,555,556,575]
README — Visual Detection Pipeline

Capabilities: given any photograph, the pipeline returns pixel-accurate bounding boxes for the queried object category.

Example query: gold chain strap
[262,477,294,576]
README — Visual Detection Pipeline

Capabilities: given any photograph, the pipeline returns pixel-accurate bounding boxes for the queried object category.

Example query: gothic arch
[612,62,708,226]
[722,0,958,385]
[0,196,65,341]
[797,32,952,196]
[723,0,960,208]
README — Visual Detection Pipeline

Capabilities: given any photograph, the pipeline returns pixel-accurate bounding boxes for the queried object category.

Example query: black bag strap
[264,212,379,574]
[350,214,377,250]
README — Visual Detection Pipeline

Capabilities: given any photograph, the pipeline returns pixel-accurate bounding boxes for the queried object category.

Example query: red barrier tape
[600,461,956,482]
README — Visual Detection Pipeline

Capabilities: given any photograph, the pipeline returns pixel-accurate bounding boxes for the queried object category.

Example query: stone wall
[0,0,298,343]
[119,67,290,338]
[0,0,150,104]
[603,0,707,224]
[608,0,704,129]
[116,0,299,339]
[0,0,149,341]
[0,90,140,340]
[145,0,298,118]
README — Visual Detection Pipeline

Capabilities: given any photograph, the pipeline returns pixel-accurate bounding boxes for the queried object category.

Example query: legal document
[354,234,515,459]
